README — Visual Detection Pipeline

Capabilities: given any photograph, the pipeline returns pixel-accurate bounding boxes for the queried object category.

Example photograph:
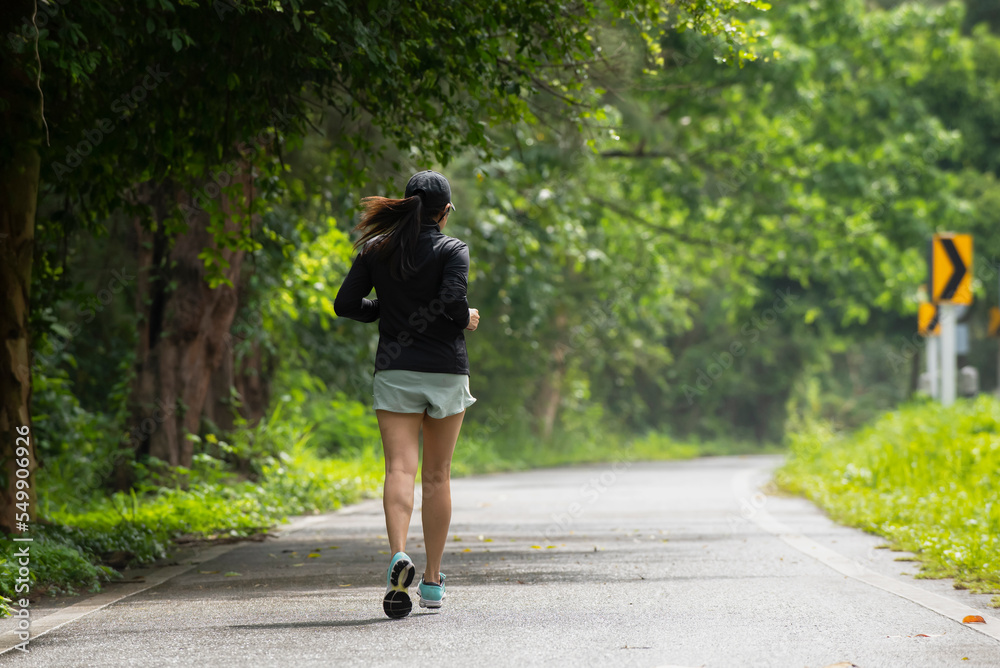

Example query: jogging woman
[334,170,480,619]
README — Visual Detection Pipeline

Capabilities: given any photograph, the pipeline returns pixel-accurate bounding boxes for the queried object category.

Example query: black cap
[404,170,455,212]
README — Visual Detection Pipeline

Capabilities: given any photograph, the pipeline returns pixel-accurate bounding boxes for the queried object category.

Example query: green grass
[776,396,1000,607]
[0,440,384,616]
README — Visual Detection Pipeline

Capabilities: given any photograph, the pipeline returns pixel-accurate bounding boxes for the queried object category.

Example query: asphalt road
[2,455,999,667]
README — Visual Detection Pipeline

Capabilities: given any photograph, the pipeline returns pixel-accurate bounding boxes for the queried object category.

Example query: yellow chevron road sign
[929,233,973,305]
[918,302,940,337]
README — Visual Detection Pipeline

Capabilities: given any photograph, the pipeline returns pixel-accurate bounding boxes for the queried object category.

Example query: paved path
[2,455,999,667]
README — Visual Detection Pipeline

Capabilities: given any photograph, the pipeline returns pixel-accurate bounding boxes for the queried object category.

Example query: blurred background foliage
[14,0,1000,526]
[28,0,1000,472]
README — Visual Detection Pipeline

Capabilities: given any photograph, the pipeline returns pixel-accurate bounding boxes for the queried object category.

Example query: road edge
[733,466,1000,643]
[0,511,347,656]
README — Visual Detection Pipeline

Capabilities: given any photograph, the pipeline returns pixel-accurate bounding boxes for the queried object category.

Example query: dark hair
[353,195,443,279]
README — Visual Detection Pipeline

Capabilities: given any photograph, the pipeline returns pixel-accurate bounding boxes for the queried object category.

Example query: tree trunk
[536,312,568,440]
[204,290,272,433]
[124,165,254,480]
[233,337,271,425]
[0,2,42,534]
[204,346,237,433]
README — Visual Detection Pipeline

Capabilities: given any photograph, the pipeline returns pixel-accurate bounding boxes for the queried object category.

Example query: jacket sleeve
[334,251,380,323]
[438,241,471,330]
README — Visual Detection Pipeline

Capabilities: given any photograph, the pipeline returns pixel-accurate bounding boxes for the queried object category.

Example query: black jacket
[334,222,471,375]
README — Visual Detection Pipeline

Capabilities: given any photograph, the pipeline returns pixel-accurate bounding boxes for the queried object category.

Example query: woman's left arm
[334,252,380,322]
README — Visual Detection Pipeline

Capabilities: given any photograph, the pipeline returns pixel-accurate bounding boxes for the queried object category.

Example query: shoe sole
[383,557,415,619]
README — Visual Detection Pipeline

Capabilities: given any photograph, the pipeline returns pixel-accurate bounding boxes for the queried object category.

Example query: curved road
[2,455,999,667]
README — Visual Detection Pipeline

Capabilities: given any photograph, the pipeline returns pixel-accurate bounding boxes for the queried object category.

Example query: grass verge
[776,395,1000,607]
[0,442,383,617]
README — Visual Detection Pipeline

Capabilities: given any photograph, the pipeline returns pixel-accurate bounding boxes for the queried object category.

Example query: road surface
[2,455,999,667]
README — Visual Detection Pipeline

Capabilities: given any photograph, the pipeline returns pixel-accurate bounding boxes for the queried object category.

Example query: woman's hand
[466,308,480,331]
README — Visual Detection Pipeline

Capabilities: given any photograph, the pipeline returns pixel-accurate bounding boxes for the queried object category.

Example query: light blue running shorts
[373,370,476,419]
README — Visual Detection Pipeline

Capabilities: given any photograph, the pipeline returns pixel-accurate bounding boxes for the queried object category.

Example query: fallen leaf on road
[338,584,351,587]
[530,545,542,549]
[963,615,986,624]
[328,546,340,549]
[308,553,321,558]
[453,535,462,542]
[462,548,472,552]
[292,563,304,567]
[224,572,241,577]
[199,570,219,574]
[378,550,389,555]
[484,538,493,542]
[546,545,557,549]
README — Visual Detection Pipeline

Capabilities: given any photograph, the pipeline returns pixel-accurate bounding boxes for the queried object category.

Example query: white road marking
[734,467,1000,643]
[0,543,237,655]
[0,511,335,655]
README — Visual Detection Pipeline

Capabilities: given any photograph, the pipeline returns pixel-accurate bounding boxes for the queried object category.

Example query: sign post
[989,306,1000,397]
[926,336,939,400]
[940,304,957,405]
[929,233,973,407]
[918,302,940,399]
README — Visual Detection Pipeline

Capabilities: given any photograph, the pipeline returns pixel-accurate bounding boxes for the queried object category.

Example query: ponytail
[354,195,427,279]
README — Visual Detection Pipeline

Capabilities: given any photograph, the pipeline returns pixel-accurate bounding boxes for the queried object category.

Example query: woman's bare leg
[376,410,424,555]
[420,410,465,582]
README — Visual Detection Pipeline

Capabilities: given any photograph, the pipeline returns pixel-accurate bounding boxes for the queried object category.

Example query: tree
[1,0,768,527]
[0,0,43,533]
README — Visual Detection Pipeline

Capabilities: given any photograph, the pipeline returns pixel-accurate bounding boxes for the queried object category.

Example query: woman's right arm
[334,252,380,323]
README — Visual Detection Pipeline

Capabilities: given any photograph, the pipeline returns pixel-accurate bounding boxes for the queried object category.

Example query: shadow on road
[230,618,394,630]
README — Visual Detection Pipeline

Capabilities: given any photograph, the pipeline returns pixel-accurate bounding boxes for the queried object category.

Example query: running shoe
[383,551,416,619]
[417,572,446,609]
